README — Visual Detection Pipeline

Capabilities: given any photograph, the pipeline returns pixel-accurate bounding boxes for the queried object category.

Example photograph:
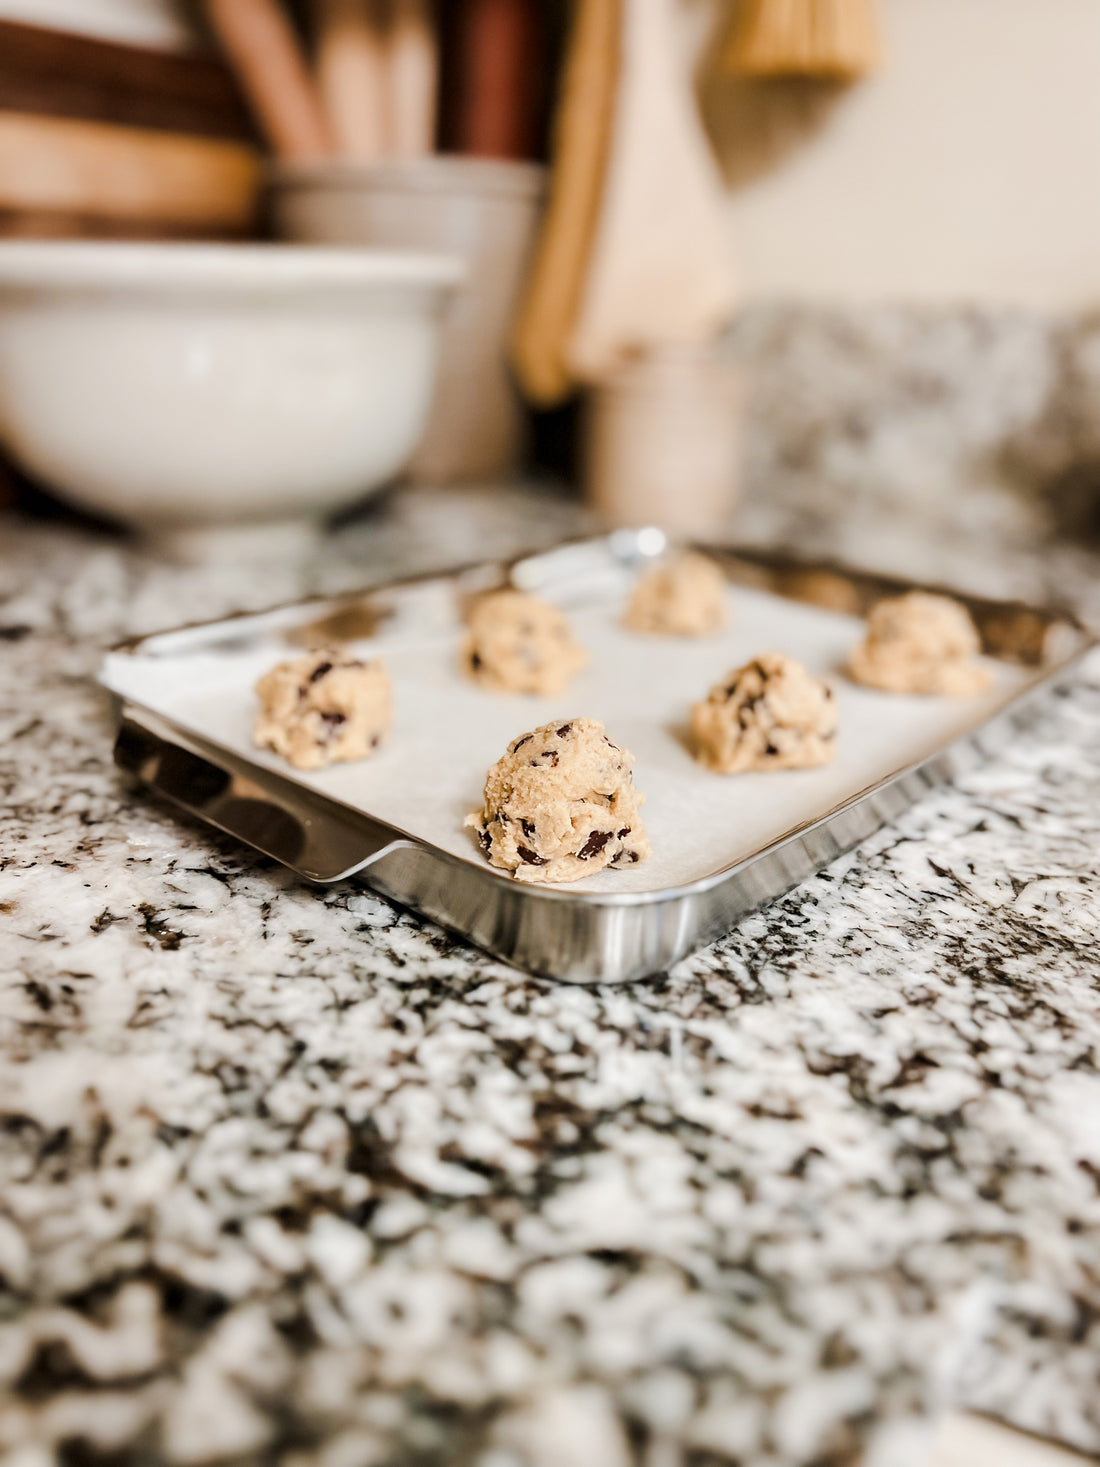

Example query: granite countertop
[2,484,1100,1467]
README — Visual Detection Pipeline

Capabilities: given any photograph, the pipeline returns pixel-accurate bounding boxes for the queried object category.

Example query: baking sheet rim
[101,537,1097,909]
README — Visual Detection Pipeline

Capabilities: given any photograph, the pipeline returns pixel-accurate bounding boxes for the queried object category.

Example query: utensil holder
[585,342,743,537]
[269,155,544,482]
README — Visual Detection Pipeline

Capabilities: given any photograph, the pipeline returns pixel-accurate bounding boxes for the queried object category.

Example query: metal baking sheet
[100,532,1094,983]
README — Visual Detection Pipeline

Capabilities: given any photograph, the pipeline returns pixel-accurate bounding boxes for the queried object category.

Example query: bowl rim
[0,241,465,293]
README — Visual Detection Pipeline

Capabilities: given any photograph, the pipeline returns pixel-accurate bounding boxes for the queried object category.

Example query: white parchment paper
[103,576,1031,894]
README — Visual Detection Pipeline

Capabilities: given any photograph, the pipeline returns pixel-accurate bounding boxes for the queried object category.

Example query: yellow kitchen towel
[511,0,622,406]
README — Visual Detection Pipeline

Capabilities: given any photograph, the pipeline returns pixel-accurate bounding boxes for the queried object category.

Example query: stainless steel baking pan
[100,531,1094,983]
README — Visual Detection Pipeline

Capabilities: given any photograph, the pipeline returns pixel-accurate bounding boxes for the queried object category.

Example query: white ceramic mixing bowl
[0,242,463,556]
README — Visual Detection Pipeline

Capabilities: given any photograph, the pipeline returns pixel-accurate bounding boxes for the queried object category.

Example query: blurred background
[1,0,1099,571]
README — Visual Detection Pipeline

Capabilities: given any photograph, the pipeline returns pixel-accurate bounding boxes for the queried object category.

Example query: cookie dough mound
[466,717,650,884]
[254,647,391,771]
[849,591,992,695]
[462,590,588,696]
[691,653,837,774]
[624,552,728,637]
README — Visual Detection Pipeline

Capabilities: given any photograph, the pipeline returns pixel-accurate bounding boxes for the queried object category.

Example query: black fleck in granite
[2,488,1100,1467]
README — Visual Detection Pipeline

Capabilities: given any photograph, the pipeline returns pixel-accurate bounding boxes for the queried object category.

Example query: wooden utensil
[443,0,542,160]
[388,0,437,156]
[510,0,620,406]
[202,0,333,160]
[314,0,389,159]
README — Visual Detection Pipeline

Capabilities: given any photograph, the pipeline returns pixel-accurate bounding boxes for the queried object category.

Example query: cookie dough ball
[462,590,588,696]
[254,648,391,771]
[624,552,728,637]
[466,717,650,884]
[691,653,837,774]
[849,592,992,696]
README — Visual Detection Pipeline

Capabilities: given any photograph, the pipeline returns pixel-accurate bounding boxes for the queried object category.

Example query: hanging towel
[566,0,736,382]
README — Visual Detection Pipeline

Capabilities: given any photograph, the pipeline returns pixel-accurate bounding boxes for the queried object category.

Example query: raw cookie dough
[254,647,391,772]
[624,552,728,637]
[466,717,650,884]
[849,591,992,696]
[461,590,588,696]
[691,653,837,774]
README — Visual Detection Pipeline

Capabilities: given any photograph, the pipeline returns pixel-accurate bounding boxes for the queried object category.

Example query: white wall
[716,0,1100,308]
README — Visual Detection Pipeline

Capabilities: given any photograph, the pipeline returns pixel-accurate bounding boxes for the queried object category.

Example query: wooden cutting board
[0,19,261,238]
[0,19,256,140]
[0,112,261,233]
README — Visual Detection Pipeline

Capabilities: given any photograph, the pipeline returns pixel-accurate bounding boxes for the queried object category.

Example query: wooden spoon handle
[447,0,542,160]
[388,0,437,157]
[314,0,389,160]
[203,0,333,161]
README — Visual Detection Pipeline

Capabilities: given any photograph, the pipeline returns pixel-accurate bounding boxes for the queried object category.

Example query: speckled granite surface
[2,485,1100,1467]
[730,304,1100,554]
